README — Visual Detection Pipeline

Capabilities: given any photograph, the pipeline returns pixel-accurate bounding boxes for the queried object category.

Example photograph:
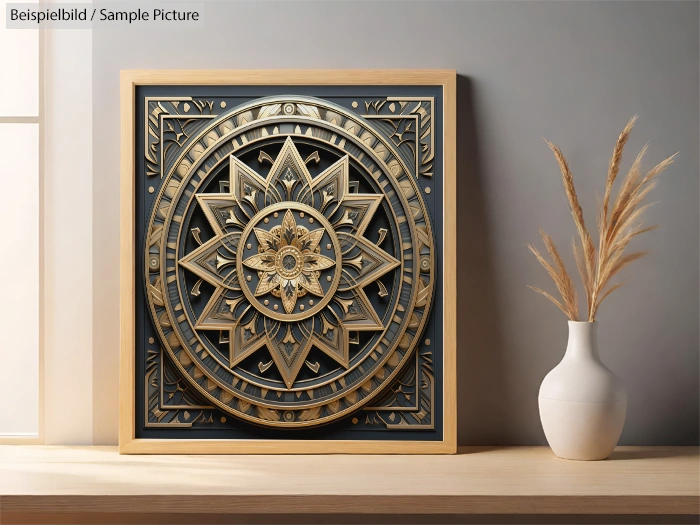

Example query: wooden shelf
[0,446,697,523]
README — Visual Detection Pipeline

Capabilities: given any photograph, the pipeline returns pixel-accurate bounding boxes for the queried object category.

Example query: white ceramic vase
[539,321,626,460]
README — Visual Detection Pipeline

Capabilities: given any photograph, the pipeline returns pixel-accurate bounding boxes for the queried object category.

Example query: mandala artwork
[130,79,450,447]
[179,137,402,391]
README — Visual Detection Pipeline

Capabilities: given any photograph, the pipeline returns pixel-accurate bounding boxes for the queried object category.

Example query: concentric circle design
[144,95,435,427]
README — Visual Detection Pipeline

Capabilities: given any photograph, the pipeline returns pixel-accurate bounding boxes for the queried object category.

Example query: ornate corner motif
[144,97,217,178]
[145,348,215,428]
[363,342,435,430]
[363,97,435,178]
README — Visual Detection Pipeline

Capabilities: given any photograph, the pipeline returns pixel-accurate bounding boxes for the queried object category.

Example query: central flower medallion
[238,204,342,321]
[279,251,300,277]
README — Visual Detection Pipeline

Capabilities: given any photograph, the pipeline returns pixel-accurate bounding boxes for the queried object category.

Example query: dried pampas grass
[529,117,676,321]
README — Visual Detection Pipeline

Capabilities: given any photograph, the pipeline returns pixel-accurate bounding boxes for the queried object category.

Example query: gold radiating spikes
[178,137,400,389]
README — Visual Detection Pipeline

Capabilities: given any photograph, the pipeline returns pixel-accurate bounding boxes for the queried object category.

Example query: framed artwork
[119,70,456,453]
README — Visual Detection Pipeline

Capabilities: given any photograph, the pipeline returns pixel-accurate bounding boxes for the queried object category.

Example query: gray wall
[92,0,699,445]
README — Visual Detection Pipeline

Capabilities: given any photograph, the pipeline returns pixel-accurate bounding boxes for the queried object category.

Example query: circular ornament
[144,96,435,427]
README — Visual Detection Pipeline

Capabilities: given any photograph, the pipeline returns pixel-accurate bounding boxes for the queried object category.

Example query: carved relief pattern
[142,94,437,431]
[145,348,215,428]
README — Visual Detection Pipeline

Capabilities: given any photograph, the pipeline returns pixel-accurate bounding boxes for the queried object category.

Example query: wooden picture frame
[119,70,456,454]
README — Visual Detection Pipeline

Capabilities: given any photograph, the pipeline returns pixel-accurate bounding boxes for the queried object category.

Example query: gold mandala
[179,137,399,388]
[144,94,437,428]
[242,210,335,313]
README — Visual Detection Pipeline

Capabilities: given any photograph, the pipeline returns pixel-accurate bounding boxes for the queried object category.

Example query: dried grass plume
[529,117,676,321]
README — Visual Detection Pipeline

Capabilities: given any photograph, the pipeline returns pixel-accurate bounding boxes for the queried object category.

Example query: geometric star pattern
[179,137,400,388]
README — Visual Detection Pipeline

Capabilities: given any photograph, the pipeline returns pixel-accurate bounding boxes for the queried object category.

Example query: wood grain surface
[0,446,697,520]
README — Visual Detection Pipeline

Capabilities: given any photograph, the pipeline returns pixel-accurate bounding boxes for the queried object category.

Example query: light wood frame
[120,70,456,454]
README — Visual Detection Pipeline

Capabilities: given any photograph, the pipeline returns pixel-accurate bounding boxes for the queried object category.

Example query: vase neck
[565,321,599,360]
